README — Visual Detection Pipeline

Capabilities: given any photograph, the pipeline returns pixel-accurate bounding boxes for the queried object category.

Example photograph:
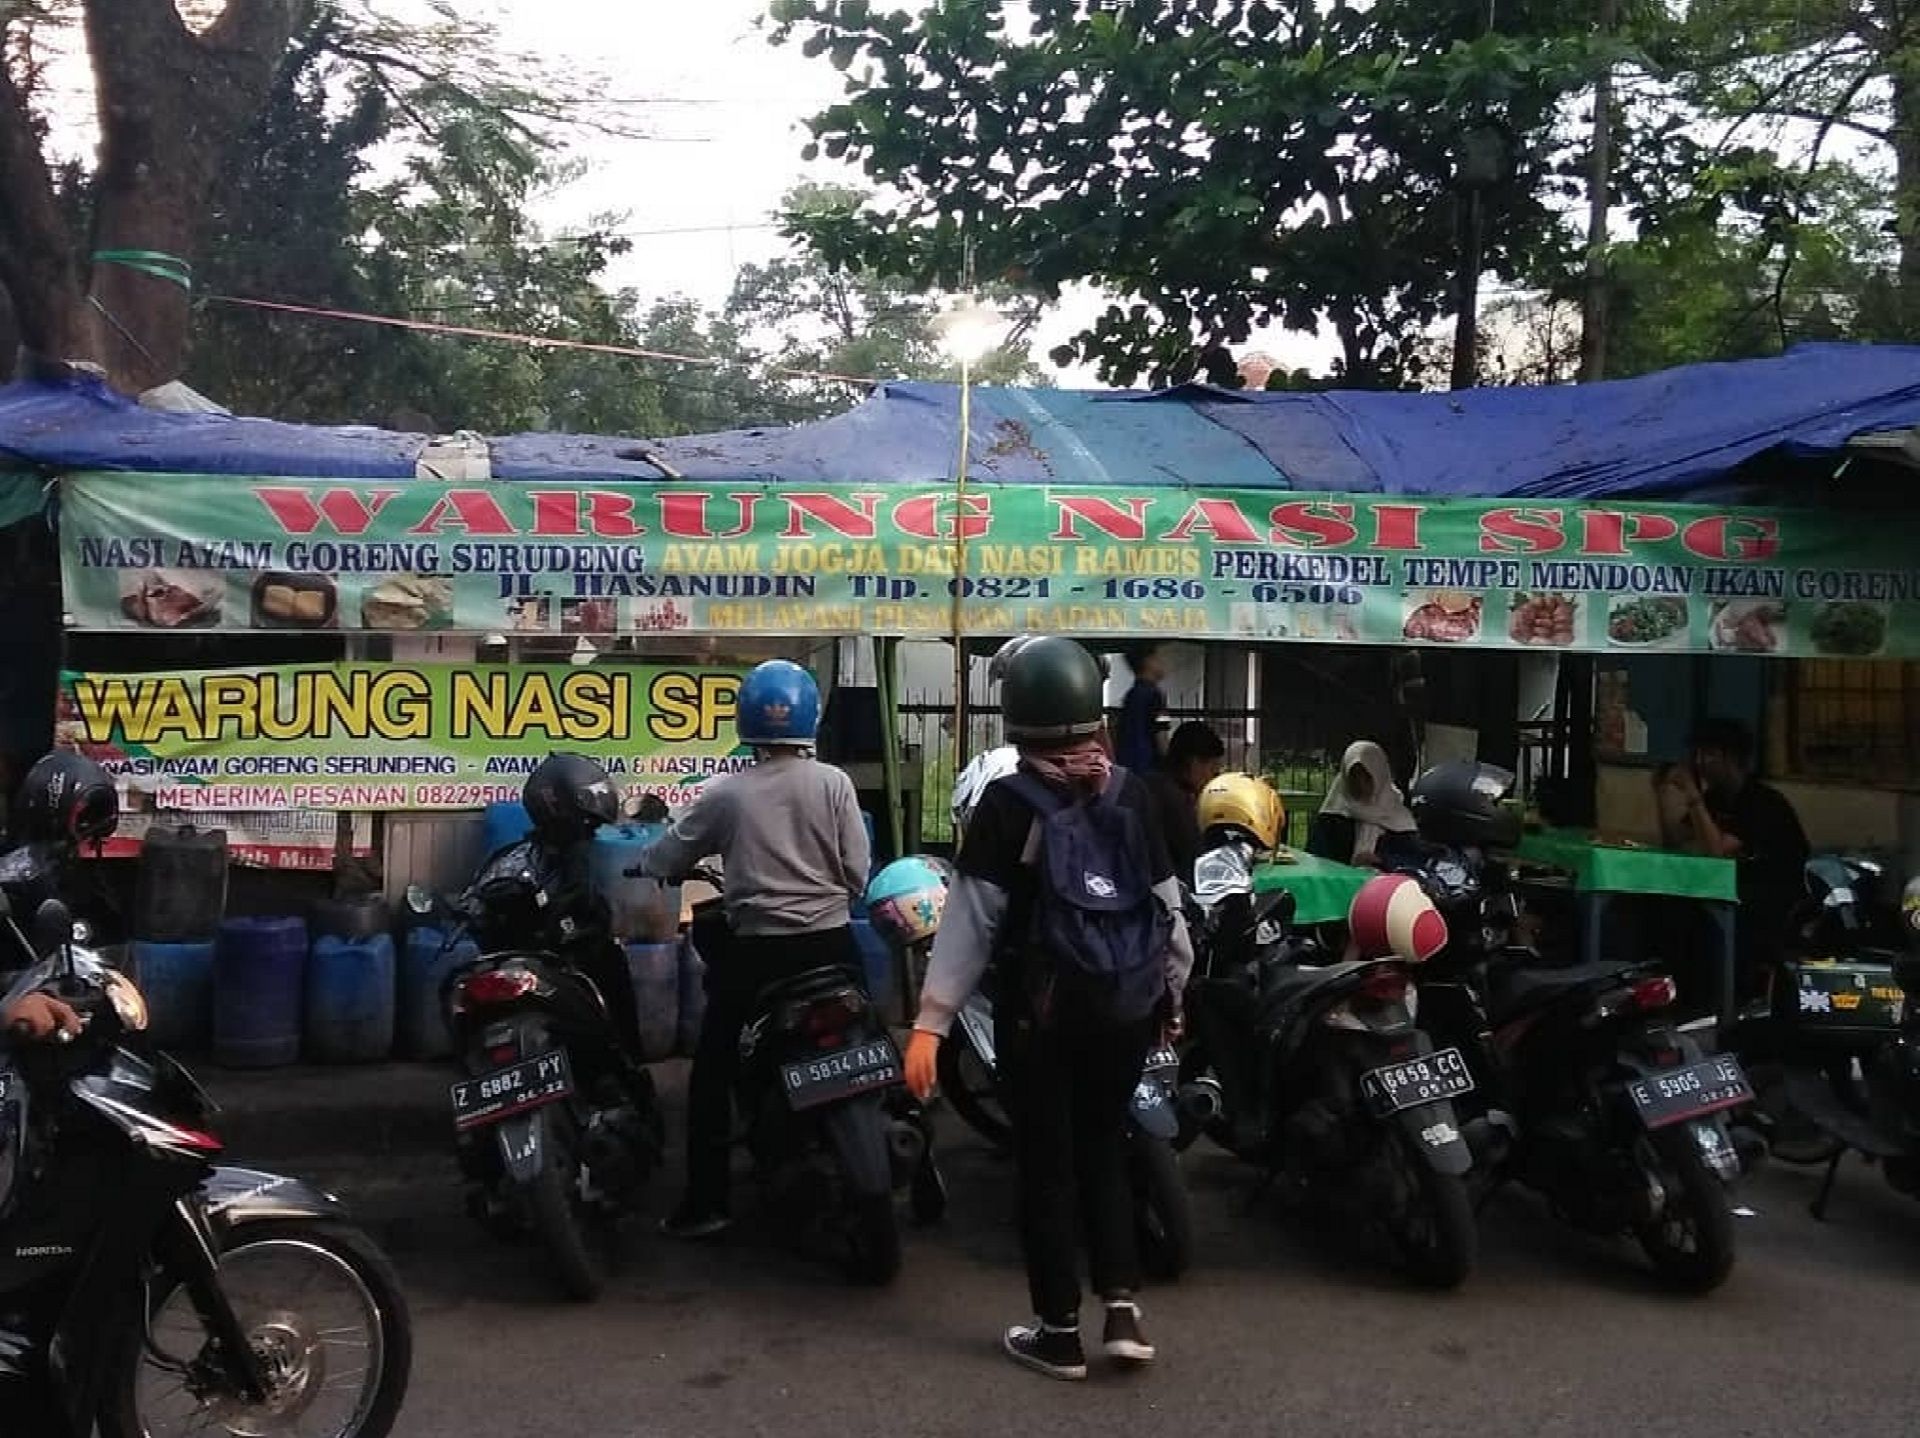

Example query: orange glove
[4,992,82,1043]
[904,1028,941,1101]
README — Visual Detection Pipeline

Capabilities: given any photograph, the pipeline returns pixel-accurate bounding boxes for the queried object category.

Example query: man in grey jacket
[641,659,870,1238]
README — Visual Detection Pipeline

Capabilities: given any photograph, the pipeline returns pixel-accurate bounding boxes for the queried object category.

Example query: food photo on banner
[56,662,750,815]
[57,472,1920,658]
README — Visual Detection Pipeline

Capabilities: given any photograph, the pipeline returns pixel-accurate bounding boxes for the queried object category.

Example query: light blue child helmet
[864,856,949,950]
[737,659,821,747]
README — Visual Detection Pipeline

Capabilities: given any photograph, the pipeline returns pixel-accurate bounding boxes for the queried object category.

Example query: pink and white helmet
[1348,874,1448,964]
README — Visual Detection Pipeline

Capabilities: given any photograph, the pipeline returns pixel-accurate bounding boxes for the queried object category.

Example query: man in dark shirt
[1668,716,1810,984]
[1115,645,1169,775]
[1143,722,1226,886]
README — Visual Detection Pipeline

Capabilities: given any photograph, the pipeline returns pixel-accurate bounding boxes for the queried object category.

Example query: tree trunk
[0,0,305,391]
[1579,0,1619,382]
[1892,37,1920,339]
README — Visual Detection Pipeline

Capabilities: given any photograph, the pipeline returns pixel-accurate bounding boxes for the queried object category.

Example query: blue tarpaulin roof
[4,343,1920,501]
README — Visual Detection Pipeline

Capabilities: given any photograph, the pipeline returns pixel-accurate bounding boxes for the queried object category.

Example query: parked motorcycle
[429,833,664,1301]
[1176,839,1479,1288]
[685,870,941,1284]
[1393,762,1749,1292]
[1754,858,1920,1221]
[1,892,411,1438]
[1731,855,1907,1166]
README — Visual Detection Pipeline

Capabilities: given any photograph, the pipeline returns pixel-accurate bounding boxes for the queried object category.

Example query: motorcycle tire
[1384,1129,1478,1290]
[937,1035,1013,1153]
[1131,1135,1193,1282]
[1635,1127,1737,1293]
[843,1192,903,1286]
[100,1219,412,1438]
[529,1112,609,1302]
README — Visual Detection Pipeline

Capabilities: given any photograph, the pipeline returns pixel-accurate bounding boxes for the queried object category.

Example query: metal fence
[898,693,1336,850]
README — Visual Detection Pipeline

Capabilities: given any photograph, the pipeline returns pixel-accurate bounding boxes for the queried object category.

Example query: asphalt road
[258,1064,1920,1438]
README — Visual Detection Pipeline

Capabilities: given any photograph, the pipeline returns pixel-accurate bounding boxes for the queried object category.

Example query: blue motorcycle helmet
[737,659,821,748]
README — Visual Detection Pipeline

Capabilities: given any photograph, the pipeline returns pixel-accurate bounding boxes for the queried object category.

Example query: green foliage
[773,0,1608,389]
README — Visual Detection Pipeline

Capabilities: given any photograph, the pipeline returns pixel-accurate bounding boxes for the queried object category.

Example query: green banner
[58,471,1920,657]
[58,662,748,812]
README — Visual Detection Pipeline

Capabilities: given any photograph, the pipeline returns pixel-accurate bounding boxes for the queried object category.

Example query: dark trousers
[684,924,858,1212]
[999,1007,1154,1325]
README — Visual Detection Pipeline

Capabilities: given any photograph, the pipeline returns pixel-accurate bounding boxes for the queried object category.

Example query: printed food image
[1606,595,1688,646]
[251,571,337,628]
[1403,590,1482,643]
[119,570,221,628]
[508,597,552,632]
[1709,600,1787,653]
[1509,592,1576,646]
[1811,600,1888,656]
[361,574,454,630]
[562,597,618,634]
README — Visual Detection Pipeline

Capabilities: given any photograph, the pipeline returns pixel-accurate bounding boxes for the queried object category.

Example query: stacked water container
[304,896,396,1063]
[130,825,228,1051]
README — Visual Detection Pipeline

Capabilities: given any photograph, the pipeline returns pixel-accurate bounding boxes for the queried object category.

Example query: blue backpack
[1002,770,1172,1026]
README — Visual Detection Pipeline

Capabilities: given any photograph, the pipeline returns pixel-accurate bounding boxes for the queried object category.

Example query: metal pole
[876,635,904,860]
[950,360,974,771]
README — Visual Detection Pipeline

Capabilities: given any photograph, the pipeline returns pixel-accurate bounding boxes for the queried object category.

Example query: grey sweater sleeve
[836,771,872,902]
[912,873,1006,1037]
[1156,877,1195,1006]
[640,783,733,881]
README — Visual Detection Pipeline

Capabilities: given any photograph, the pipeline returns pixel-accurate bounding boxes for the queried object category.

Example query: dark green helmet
[994,634,1105,743]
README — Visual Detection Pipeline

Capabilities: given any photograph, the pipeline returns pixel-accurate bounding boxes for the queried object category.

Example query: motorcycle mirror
[70,919,93,946]
[32,899,74,966]
[404,884,433,916]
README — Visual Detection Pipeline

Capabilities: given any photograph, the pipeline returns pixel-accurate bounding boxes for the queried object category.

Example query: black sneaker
[1101,1301,1156,1365]
[659,1202,731,1241]
[1003,1321,1087,1381]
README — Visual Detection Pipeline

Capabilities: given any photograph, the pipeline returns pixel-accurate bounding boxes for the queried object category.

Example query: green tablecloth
[1516,829,1738,904]
[1252,849,1372,926]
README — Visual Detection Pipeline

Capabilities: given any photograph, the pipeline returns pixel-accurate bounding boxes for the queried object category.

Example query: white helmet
[952,744,1019,838]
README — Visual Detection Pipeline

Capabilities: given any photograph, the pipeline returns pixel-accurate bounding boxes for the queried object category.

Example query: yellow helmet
[1196,772,1285,852]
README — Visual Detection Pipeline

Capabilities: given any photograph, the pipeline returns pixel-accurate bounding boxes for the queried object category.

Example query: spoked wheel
[103,1219,411,1438]
[937,1037,1013,1152]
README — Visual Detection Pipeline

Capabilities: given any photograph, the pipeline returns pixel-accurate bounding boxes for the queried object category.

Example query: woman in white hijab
[1308,740,1419,868]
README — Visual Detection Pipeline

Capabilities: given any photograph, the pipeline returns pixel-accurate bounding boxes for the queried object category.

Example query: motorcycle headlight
[104,970,149,1032]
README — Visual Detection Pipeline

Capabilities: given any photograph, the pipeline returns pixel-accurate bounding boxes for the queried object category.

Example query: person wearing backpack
[904,635,1193,1380]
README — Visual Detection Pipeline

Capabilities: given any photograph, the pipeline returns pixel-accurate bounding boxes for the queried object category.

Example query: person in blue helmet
[638,658,872,1238]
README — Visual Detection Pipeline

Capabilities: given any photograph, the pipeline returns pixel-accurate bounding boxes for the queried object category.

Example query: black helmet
[522,752,618,842]
[994,635,1106,743]
[1407,761,1521,849]
[18,751,119,846]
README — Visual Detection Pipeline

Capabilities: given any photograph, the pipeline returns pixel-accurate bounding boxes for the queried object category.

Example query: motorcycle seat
[753,964,867,1011]
[1256,960,1374,1029]
[1489,960,1639,1019]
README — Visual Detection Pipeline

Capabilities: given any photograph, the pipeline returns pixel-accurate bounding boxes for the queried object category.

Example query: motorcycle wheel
[843,1192,903,1286]
[529,1111,609,1301]
[1635,1128,1736,1293]
[101,1219,411,1438]
[937,1036,1013,1152]
[1383,1130,1478,1290]
[1131,1136,1193,1282]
